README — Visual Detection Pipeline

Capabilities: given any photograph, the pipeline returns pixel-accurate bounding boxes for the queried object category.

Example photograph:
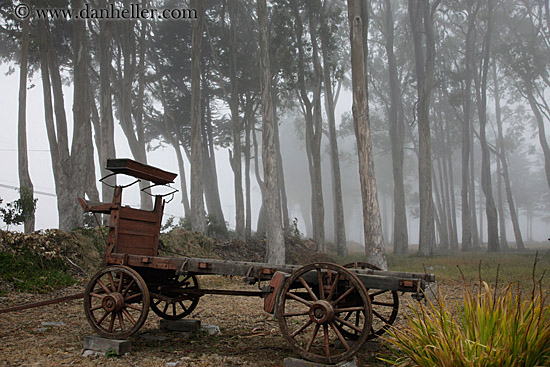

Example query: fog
[1,0,549,256]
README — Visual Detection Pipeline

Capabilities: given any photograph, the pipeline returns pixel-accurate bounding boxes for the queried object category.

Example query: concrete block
[160,319,201,332]
[201,324,220,336]
[283,357,356,367]
[83,335,131,356]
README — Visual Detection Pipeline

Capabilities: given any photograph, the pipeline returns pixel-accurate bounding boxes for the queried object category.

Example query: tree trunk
[291,1,325,251]
[202,94,227,232]
[476,0,499,252]
[116,16,152,210]
[461,2,479,251]
[408,0,438,256]
[244,101,255,239]
[383,0,408,254]
[229,0,245,240]
[493,64,524,250]
[258,0,285,264]
[17,1,34,233]
[526,90,550,192]
[98,4,116,209]
[445,125,459,251]
[190,0,207,233]
[469,121,480,249]
[157,78,190,217]
[273,93,290,233]
[347,0,387,270]
[252,125,266,236]
[320,4,347,255]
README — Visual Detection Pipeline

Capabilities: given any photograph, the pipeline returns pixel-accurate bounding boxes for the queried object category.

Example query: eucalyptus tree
[289,0,326,251]
[408,0,440,256]
[347,0,387,269]
[33,1,98,230]
[319,0,348,256]
[497,0,550,192]
[258,0,285,264]
[369,0,411,254]
[473,0,499,251]
[17,0,35,233]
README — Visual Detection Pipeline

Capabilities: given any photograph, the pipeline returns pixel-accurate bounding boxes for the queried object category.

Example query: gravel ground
[0,276,461,367]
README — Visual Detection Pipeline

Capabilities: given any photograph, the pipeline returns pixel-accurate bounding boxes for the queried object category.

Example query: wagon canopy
[106,158,177,185]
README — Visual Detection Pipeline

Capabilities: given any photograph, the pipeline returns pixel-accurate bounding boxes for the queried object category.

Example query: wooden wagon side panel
[113,198,163,257]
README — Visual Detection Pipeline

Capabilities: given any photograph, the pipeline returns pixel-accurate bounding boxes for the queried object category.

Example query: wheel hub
[309,300,334,324]
[102,292,124,313]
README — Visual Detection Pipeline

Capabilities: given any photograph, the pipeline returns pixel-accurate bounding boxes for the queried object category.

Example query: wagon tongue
[0,293,84,314]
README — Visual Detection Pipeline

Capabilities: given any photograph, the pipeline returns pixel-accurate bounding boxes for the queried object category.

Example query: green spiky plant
[381,260,550,367]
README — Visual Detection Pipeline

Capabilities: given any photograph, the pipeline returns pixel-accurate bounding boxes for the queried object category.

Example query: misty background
[0,0,549,258]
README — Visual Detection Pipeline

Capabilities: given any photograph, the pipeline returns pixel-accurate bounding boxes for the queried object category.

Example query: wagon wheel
[84,265,150,339]
[276,263,372,364]
[150,274,200,320]
[342,262,399,339]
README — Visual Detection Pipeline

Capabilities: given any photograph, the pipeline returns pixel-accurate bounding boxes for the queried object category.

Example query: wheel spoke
[108,313,115,332]
[335,306,366,313]
[371,300,397,307]
[290,319,313,338]
[122,308,136,326]
[333,286,356,306]
[90,292,105,299]
[125,303,143,311]
[373,309,389,324]
[162,302,169,315]
[323,325,330,357]
[96,311,109,325]
[172,303,177,316]
[299,276,318,302]
[326,273,340,301]
[286,292,312,307]
[90,304,103,312]
[178,301,187,313]
[96,279,111,294]
[334,316,363,333]
[107,272,116,292]
[283,309,310,317]
[118,312,125,331]
[179,275,191,285]
[317,269,325,300]
[330,322,350,351]
[122,279,136,296]
[125,293,142,302]
[306,324,320,352]
[117,272,124,293]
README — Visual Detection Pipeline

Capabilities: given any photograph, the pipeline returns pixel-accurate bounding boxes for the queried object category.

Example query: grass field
[340,244,550,292]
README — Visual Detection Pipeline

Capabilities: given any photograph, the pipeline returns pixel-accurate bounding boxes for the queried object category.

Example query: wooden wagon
[78,158,435,364]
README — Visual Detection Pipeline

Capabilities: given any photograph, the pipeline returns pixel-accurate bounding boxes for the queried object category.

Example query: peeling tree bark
[229,0,245,240]
[408,0,438,256]
[348,0,387,270]
[383,0,407,254]
[190,0,207,233]
[17,0,34,233]
[258,0,285,264]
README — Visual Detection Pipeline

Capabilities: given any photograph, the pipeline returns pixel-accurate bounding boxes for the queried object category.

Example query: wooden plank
[119,207,159,223]
[106,158,177,184]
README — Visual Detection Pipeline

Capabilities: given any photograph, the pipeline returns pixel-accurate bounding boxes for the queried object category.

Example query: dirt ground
[0,276,465,367]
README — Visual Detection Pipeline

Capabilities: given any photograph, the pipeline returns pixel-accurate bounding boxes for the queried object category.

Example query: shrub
[382,276,550,366]
[0,187,37,229]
